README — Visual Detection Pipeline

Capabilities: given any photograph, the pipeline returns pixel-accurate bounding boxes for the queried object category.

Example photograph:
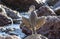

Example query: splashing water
[35,0,46,4]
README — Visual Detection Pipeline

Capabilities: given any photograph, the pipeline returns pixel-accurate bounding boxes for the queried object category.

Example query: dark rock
[0,5,12,26]
[5,28,14,33]
[0,28,6,32]
[53,0,60,8]
[0,35,21,39]
[0,5,21,24]
[20,16,60,39]
[46,0,59,6]
[0,14,11,26]
[24,34,48,39]
[54,7,60,15]
[6,28,14,31]
[53,0,60,15]
[1,0,44,12]
[36,6,56,17]
[7,32,18,36]
[20,24,32,36]
[0,36,5,39]
[5,35,21,39]
[1,5,21,19]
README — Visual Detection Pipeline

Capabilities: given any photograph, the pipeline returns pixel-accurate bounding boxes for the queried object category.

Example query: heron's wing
[22,17,31,29]
[36,17,46,30]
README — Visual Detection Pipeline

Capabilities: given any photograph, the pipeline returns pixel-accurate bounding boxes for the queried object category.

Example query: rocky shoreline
[0,0,60,39]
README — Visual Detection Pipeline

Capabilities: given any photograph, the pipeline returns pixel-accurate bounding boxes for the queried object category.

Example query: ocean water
[0,24,26,39]
[0,13,29,39]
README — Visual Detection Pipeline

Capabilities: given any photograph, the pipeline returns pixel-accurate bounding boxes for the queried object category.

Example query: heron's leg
[32,25,37,34]
[31,29,34,35]
[30,24,34,34]
[34,27,37,34]
[30,23,37,34]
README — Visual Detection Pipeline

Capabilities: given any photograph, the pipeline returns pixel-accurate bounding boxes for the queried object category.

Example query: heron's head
[28,5,35,12]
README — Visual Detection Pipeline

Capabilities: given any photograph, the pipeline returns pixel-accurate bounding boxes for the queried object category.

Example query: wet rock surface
[54,7,60,15]
[0,5,22,24]
[0,5,12,26]
[53,0,60,16]
[53,0,60,8]
[36,5,56,17]
[46,0,59,6]
[0,35,21,39]
[0,14,11,26]
[24,34,48,39]
[2,6,21,19]
[1,0,44,12]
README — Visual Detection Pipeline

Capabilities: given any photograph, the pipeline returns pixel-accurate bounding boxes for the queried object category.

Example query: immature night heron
[22,5,47,39]
[22,5,46,34]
